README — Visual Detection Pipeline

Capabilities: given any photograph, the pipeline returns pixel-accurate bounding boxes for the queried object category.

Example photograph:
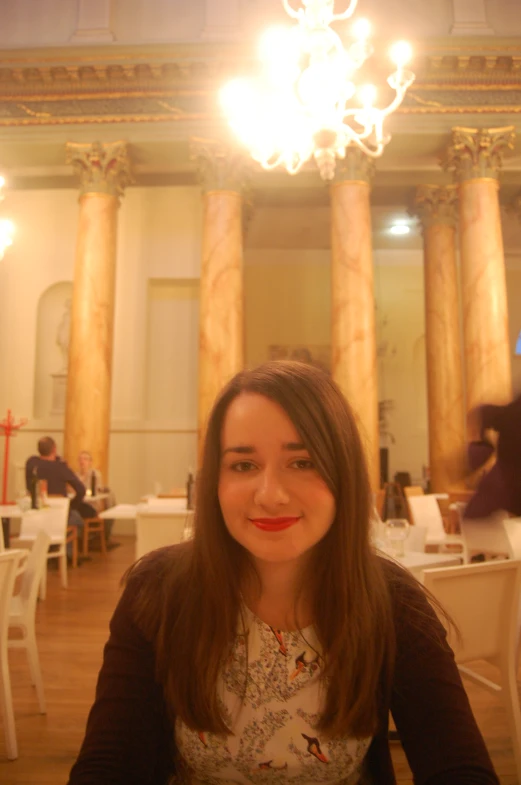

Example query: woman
[77,451,104,499]
[68,361,498,784]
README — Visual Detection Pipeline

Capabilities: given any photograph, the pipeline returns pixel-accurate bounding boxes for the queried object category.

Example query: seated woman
[76,451,104,502]
[68,361,498,785]
[76,450,116,542]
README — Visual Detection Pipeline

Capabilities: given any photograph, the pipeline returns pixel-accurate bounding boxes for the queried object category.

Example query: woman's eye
[230,461,256,473]
[291,458,315,470]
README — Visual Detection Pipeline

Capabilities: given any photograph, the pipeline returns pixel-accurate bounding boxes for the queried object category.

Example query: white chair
[424,559,521,782]
[459,514,513,564]
[8,530,51,715]
[407,494,464,552]
[503,519,521,559]
[0,549,26,760]
[15,498,70,599]
[135,510,190,560]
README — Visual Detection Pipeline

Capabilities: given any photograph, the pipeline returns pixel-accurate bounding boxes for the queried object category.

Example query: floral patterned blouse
[175,606,371,784]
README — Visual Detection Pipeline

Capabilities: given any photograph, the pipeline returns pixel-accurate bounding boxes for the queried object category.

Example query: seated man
[25,436,94,560]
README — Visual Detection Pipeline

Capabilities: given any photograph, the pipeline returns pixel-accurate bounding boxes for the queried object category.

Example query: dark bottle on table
[186,471,195,511]
[90,471,97,498]
[30,468,39,510]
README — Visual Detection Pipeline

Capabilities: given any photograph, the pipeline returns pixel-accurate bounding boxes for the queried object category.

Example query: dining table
[379,547,462,580]
[100,498,194,559]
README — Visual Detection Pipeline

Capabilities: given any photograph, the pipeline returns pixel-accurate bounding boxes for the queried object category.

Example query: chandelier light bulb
[353,18,371,41]
[390,40,412,68]
[221,0,415,180]
[0,218,15,260]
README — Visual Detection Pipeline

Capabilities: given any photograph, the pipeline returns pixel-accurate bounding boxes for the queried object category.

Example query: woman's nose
[253,468,290,507]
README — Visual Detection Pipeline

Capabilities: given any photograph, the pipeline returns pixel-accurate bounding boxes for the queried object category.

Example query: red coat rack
[0,409,28,505]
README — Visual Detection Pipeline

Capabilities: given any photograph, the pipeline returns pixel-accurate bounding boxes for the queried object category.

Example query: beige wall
[1,185,202,510]
[2,188,520,512]
[245,247,429,485]
[244,250,331,368]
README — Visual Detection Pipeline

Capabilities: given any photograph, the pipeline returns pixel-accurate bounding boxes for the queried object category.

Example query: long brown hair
[131,361,398,738]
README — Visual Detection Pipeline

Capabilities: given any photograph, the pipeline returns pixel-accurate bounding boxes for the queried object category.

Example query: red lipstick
[250,517,301,532]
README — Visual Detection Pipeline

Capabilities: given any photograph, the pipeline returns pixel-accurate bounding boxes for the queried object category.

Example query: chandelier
[220,0,415,181]
[0,175,15,260]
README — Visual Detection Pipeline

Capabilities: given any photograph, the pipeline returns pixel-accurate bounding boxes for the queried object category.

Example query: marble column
[330,149,379,489]
[64,141,131,481]
[191,140,249,452]
[413,185,467,492]
[445,126,514,413]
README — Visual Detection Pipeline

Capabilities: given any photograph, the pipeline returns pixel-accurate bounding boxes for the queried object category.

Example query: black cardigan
[68,549,499,785]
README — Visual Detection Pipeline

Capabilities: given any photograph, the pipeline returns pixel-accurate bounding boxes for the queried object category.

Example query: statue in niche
[56,298,71,373]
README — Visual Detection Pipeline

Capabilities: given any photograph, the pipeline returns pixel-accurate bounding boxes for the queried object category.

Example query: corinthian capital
[444,126,515,182]
[412,185,458,230]
[66,141,133,197]
[332,147,375,185]
[190,138,251,194]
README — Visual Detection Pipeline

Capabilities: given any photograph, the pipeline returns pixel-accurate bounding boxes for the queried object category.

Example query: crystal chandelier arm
[380,72,415,116]
[331,0,359,22]
[282,0,302,20]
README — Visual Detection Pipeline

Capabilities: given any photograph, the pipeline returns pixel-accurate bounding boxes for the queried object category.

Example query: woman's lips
[250,516,301,532]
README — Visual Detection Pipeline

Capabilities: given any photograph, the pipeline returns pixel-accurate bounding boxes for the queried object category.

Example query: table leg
[1,517,9,548]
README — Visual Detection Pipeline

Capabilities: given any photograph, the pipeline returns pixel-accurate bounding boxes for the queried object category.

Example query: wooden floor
[1,537,519,783]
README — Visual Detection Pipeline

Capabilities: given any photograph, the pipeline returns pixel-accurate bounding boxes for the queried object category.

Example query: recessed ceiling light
[389,223,411,236]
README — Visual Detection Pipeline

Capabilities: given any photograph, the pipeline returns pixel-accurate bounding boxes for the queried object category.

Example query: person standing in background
[465,394,521,519]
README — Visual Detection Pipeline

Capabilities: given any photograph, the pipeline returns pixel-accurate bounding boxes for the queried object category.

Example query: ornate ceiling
[0,37,520,251]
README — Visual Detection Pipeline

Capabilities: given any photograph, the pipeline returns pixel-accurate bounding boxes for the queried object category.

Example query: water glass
[385,518,410,557]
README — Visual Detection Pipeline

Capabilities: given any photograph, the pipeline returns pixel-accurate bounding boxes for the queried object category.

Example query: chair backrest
[423,559,521,665]
[20,507,68,542]
[42,496,70,533]
[407,494,446,540]
[46,496,71,514]
[146,497,186,509]
[159,489,187,499]
[449,490,474,505]
[503,519,521,560]
[459,514,513,564]
[0,552,22,640]
[17,530,52,610]
[135,511,189,560]
[404,485,424,498]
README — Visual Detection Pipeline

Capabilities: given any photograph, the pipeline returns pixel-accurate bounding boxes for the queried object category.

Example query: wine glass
[385,518,410,557]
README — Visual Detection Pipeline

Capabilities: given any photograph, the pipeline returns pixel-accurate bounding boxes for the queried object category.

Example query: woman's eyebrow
[221,445,255,456]
[221,442,306,456]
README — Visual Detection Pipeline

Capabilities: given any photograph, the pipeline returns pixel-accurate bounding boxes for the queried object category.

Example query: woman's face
[79,453,91,472]
[218,392,336,570]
